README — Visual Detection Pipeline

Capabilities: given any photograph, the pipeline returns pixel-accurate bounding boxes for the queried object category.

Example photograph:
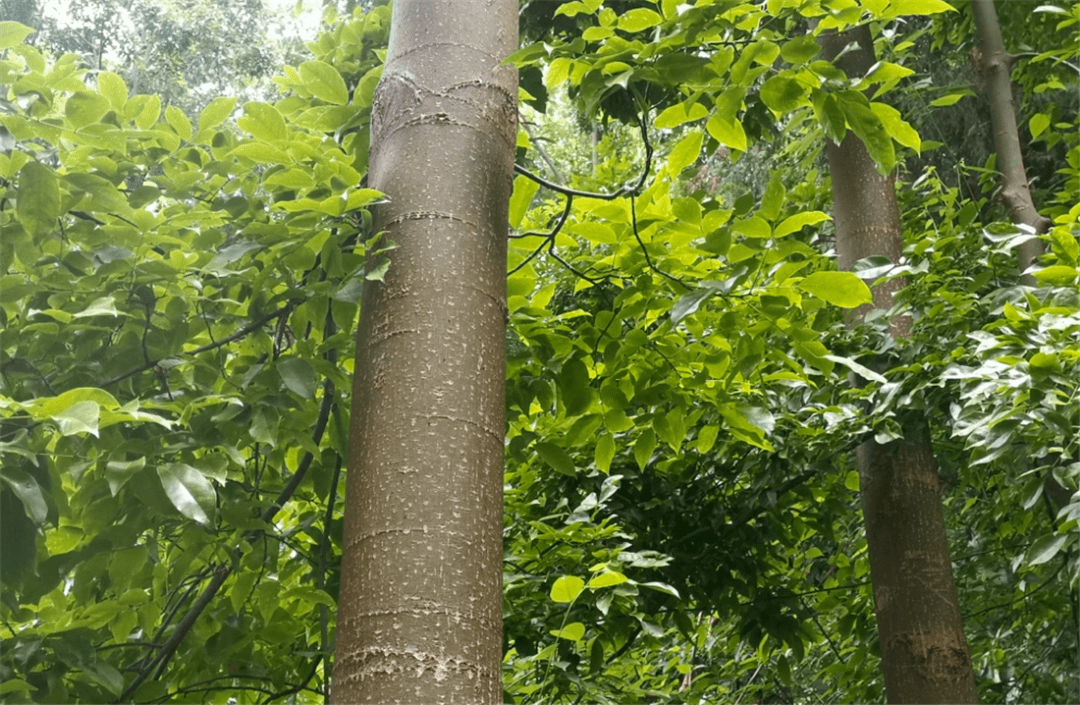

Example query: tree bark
[331,2,517,703]
[971,0,1051,276]
[820,26,979,704]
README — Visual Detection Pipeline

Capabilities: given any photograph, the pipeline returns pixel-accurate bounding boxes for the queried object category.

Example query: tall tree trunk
[820,26,979,704]
[971,0,1051,277]
[331,2,517,703]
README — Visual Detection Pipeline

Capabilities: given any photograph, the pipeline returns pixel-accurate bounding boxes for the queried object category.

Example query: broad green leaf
[199,96,237,131]
[595,433,615,474]
[231,572,257,614]
[640,581,680,598]
[282,586,336,607]
[536,442,576,476]
[550,622,586,641]
[97,71,128,109]
[668,131,702,174]
[239,102,288,144]
[732,215,771,239]
[654,102,709,128]
[0,466,49,524]
[550,575,585,603]
[278,357,317,398]
[509,175,540,230]
[618,8,662,32]
[825,355,887,383]
[695,425,719,453]
[65,91,111,128]
[633,428,656,470]
[559,358,592,416]
[839,92,895,170]
[0,21,34,49]
[1025,533,1069,566]
[106,457,146,495]
[797,271,873,308]
[54,401,101,437]
[780,35,820,64]
[300,60,349,105]
[886,0,957,16]
[1032,265,1077,285]
[165,105,192,140]
[129,94,161,129]
[870,102,920,153]
[930,91,970,107]
[760,75,807,114]
[157,463,216,525]
[774,211,831,238]
[1029,113,1051,139]
[72,296,120,318]
[706,114,747,151]
[230,142,293,165]
[16,161,60,238]
[589,571,629,589]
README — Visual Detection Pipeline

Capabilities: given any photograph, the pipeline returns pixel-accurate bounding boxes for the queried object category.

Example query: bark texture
[331,2,517,702]
[971,0,1051,274]
[821,26,979,704]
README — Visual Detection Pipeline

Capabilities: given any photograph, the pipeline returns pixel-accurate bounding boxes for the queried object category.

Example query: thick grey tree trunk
[821,26,979,705]
[331,2,517,703]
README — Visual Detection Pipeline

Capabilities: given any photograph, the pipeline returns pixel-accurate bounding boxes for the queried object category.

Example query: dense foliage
[0,0,1076,703]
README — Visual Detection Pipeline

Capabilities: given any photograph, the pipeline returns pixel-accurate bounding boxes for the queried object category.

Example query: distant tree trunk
[330,1,517,703]
[971,0,1051,277]
[820,26,979,704]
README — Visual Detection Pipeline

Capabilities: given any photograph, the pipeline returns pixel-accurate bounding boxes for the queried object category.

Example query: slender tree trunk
[820,26,979,704]
[971,0,1051,276]
[331,2,517,703]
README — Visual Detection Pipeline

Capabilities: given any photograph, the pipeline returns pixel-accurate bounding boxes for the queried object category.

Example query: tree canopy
[0,0,1077,703]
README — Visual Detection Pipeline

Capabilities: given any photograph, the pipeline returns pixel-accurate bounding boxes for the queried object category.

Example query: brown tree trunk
[820,26,979,704]
[971,0,1051,276]
[330,2,517,703]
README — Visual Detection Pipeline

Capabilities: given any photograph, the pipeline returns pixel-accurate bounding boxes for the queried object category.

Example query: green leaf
[198,96,236,131]
[239,102,288,144]
[559,358,592,416]
[797,271,873,308]
[509,175,540,230]
[53,401,101,437]
[588,571,629,589]
[760,75,807,114]
[780,35,821,64]
[870,102,920,152]
[16,161,60,238]
[633,428,657,470]
[65,91,111,128]
[1025,533,1069,566]
[550,622,586,641]
[536,442,576,476]
[550,575,585,603]
[106,457,146,495]
[300,60,349,105]
[0,466,49,524]
[668,131,703,174]
[165,105,192,140]
[839,92,895,170]
[774,211,830,238]
[157,463,216,525]
[1029,113,1051,139]
[1032,265,1077,285]
[618,8,662,32]
[654,102,709,128]
[886,0,957,16]
[695,425,719,454]
[97,71,128,109]
[595,434,615,474]
[0,21,34,49]
[929,91,970,107]
[640,581,680,598]
[825,355,887,384]
[706,114,747,151]
[278,357,318,398]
